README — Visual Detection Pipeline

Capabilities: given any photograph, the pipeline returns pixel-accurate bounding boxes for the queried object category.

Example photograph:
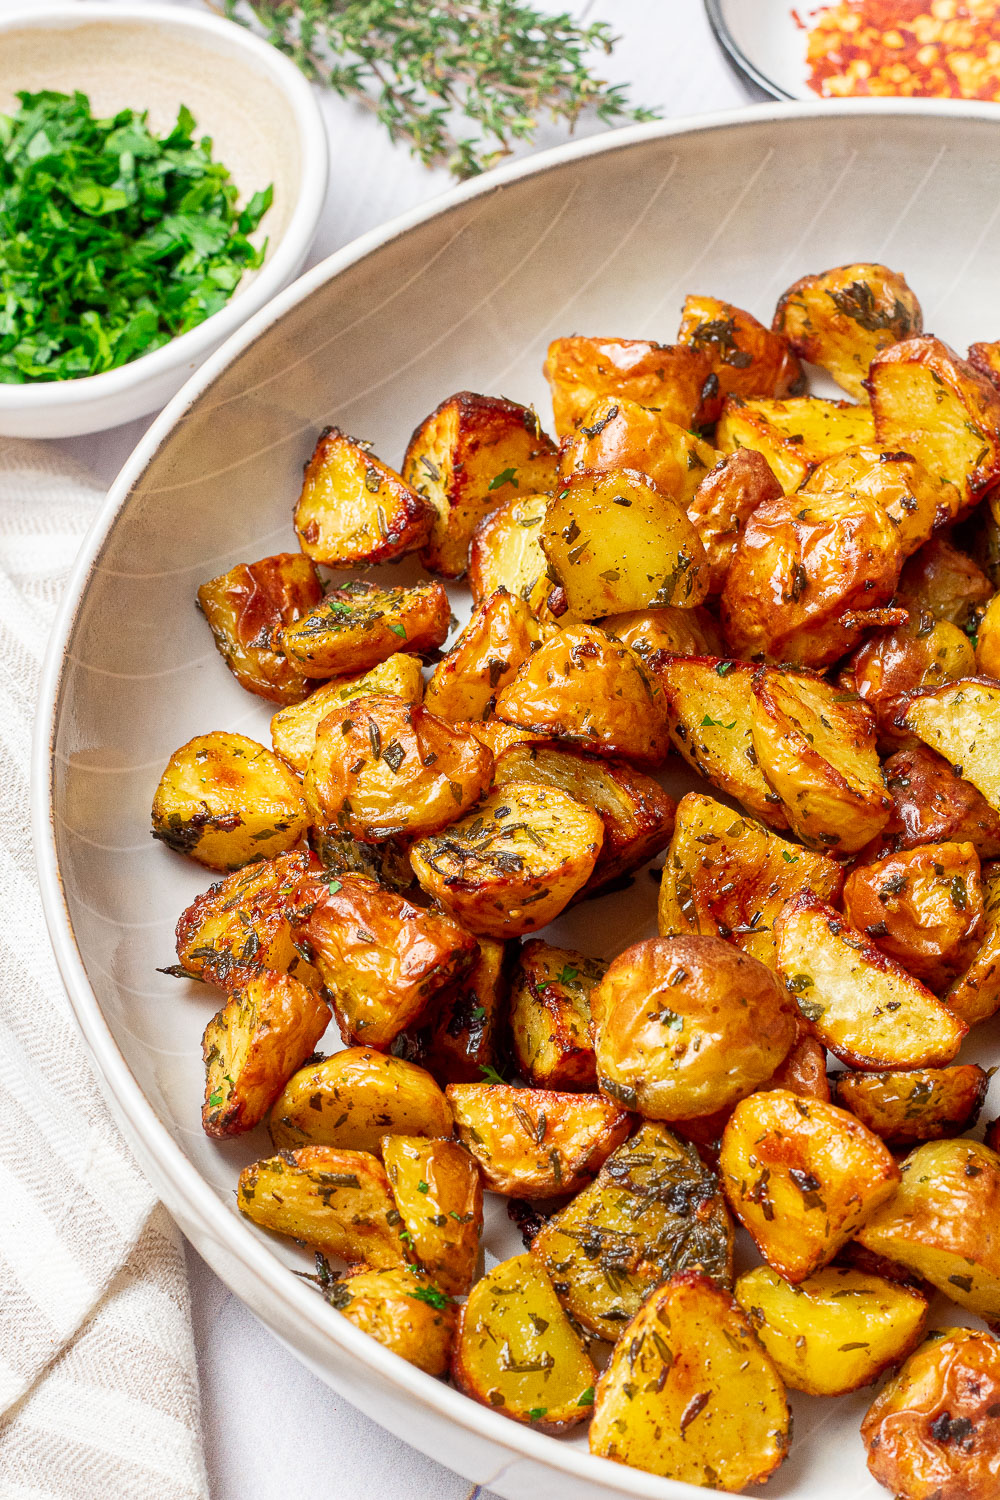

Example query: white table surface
[14,1,754,1494]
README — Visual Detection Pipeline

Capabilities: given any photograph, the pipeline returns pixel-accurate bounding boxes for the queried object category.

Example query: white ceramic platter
[34,101,1000,1500]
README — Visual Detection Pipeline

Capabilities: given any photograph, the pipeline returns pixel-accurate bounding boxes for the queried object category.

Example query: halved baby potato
[381,1135,482,1296]
[269,1048,452,1155]
[685,448,783,595]
[293,426,432,568]
[327,1264,456,1375]
[173,851,320,991]
[678,293,804,400]
[835,1065,989,1148]
[508,940,605,1091]
[270,655,424,775]
[466,493,562,623]
[896,535,994,631]
[773,262,922,401]
[237,1145,404,1267]
[423,589,542,723]
[897,677,1000,814]
[601,604,725,669]
[543,336,716,438]
[803,444,958,555]
[715,394,875,492]
[197,552,323,704]
[556,396,718,505]
[282,579,450,678]
[850,615,977,751]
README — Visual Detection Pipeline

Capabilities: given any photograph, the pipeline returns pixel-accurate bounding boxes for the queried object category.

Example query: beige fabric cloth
[0,439,207,1500]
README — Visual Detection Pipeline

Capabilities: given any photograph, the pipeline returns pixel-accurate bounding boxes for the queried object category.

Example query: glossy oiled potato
[508,940,605,1090]
[601,604,724,668]
[269,1048,452,1154]
[197,552,323,704]
[850,616,976,750]
[423,589,542,723]
[543,335,716,438]
[803,444,958,555]
[282,578,450,678]
[773,262,922,401]
[835,1065,989,1148]
[173,851,320,991]
[897,677,1000,814]
[293,426,432,568]
[237,1146,404,1267]
[715,394,875,492]
[976,589,1000,678]
[382,1135,482,1296]
[327,1264,455,1376]
[685,448,783,595]
[589,1272,790,1492]
[897,535,994,631]
[880,745,1000,860]
[678,293,804,400]
[557,396,718,505]
[591,934,797,1120]
[947,863,1000,1025]
[270,655,424,775]
[466,493,562,623]
[394,936,508,1085]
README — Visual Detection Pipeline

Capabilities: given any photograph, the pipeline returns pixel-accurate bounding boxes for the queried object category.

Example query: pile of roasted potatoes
[153,262,1000,1497]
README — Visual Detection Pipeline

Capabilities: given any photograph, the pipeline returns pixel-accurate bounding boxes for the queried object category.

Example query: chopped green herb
[480,1064,507,1086]
[409,1283,450,1310]
[489,467,518,491]
[527,1407,548,1422]
[557,965,579,986]
[577,1386,595,1406]
[417,1180,430,1194]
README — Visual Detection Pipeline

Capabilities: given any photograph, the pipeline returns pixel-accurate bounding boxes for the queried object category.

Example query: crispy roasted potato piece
[601,604,724,667]
[835,1065,989,1148]
[411,780,603,938]
[947,863,1000,1024]
[382,1136,482,1296]
[720,1089,900,1281]
[531,1122,734,1339]
[976,590,1000,678]
[327,1264,455,1375]
[857,1139,1000,1328]
[721,488,904,667]
[453,1254,597,1434]
[842,842,983,989]
[774,262,922,401]
[270,655,424,775]
[493,742,675,897]
[657,791,843,970]
[897,535,994,630]
[197,553,323,705]
[393,937,508,1085]
[736,1264,927,1397]
[202,971,330,1138]
[282,579,450,678]
[775,892,967,1070]
[679,293,805,400]
[543,336,716,439]
[969,339,1000,386]
[685,448,784,594]
[293,427,432,568]
[898,677,1000,813]
[304,693,492,842]
[508,940,605,1090]
[269,1048,452,1155]
[288,872,479,1048]
[495,624,669,769]
[236,1146,404,1266]
[466,493,563,623]
[173,851,321,991]
[458,717,551,760]
[447,1082,629,1198]
[423,589,541,724]
[591,935,796,1121]
[589,1272,790,1491]
[751,668,890,856]
[880,745,1000,860]
[151,731,308,872]
[716,394,875,491]
[540,469,709,616]
[308,826,415,894]
[851,616,977,750]
[556,396,718,504]
[870,335,1000,507]
[803,445,958,554]
[862,1328,1000,1500]
[402,392,558,578]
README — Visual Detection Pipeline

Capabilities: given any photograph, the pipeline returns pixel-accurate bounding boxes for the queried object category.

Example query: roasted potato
[458,717,551,760]
[382,1135,482,1296]
[446,1082,629,1198]
[304,693,492,841]
[556,396,718,505]
[601,604,724,669]
[775,891,967,1070]
[969,339,1000,386]
[494,624,670,769]
[856,1139,1000,1328]
[466,492,563,623]
[393,937,508,1085]
[202,971,330,1137]
[452,1254,597,1433]
[543,336,717,439]
[410,780,604,938]
[835,1065,989,1148]
[751,667,891,855]
[282,578,450,679]
[327,1263,455,1375]
[151,731,308,871]
[402,391,558,578]
[236,1145,404,1267]
[531,1122,734,1340]
[975,589,1000,678]
[591,935,797,1120]
[841,842,984,989]
[685,448,783,594]
[269,1048,452,1155]
[850,615,977,750]
[423,589,542,723]
[540,469,709,616]
[862,1328,1000,1500]
[803,444,959,554]
[589,1272,790,1492]
[773,262,922,401]
[715,394,876,492]
[720,1088,900,1282]
[293,427,432,568]
[880,744,1000,860]
[736,1264,927,1397]
[678,293,805,400]
[947,862,1000,1024]
[270,655,424,775]
[508,940,605,1090]
[308,826,415,894]
[897,535,994,631]
[897,677,1000,814]
[197,552,323,704]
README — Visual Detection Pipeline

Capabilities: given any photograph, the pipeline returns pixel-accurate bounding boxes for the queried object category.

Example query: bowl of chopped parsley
[0,3,327,437]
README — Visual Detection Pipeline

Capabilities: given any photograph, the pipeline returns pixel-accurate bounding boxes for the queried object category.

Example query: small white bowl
[0,2,328,438]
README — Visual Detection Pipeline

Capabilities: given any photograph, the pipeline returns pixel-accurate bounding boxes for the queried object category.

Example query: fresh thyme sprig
[220,0,658,178]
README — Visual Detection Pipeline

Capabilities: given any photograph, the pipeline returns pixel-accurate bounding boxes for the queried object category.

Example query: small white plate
[705,0,826,100]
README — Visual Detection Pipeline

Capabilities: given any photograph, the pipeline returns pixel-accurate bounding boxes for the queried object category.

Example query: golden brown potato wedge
[773,262,922,401]
[880,745,1000,860]
[452,1254,597,1434]
[857,1139,1000,1328]
[685,448,784,595]
[531,1122,734,1340]
[236,1145,405,1266]
[775,892,967,1070]
[897,535,994,630]
[381,1135,482,1296]
[327,1264,455,1375]
[716,394,875,491]
[293,427,432,568]
[835,1065,989,1148]
[897,677,1000,814]
[446,1082,629,1198]
[947,863,1000,1025]
[601,604,724,668]
[495,624,670,769]
[423,589,542,723]
[543,336,716,439]
[976,590,1000,678]
[851,616,977,750]
[270,655,424,776]
[556,396,718,505]
[736,1264,927,1397]
[466,492,564,623]
[393,937,508,1085]
[269,1048,452,1155]
[282,579,450,679]
[202,971,330,1138]
[402,392,558,578]
[197,553,323,705]
[679,293,805,400]
[720,1088,900,1282]
[803,444,959,554]
[151,731,308,872]
[540,469,709,616]
[508,940,605,1091]
[589,1272,790,1492]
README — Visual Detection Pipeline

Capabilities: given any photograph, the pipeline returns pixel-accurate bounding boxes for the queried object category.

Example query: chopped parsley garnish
[409,1283,450,1310]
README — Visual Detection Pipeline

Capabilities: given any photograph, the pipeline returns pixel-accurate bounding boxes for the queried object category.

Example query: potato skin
[851,616,977,751]
[270,655,424,776]
[947,863,1000,1025]
[804,444,958,555]
[880,745,1000,861]
[543,336,717,438]
[601,603,724,667]
[715,394,875,492]
[862,1328,1000,1500]
[269,1048,452,1155]
[842,842,983,989]
[508,940,605,1090]
[466,492,563,624]
[774,262,922,401]
[381,1135,482,1296]
[686,448,783,595]
[423,588,541,723]
[393,936,508,1085]
[197,552,323,704]
[557,396,718,505]
[835,1065,989,1149]
[898,536,994,632]
[328,1264,456,1375]
[897,677,1000,816]
[592,935,797,1121]
[237,1145,404,1267]
[679,293,804,400]
[293,427,432,568]
[282,578,450,678]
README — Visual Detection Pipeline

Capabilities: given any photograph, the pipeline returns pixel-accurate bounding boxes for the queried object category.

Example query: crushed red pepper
[803,0,1000,100]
